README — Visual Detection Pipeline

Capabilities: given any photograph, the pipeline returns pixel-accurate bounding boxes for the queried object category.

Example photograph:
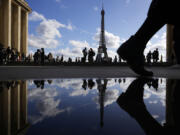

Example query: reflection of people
[82,79,87,90]
[117,78,179,135]
[88,79,95,89]
[34,80,45,89]
[117,0,179,76]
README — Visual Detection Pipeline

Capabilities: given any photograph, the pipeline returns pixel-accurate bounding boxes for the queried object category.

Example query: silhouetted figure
[41,48,45,65]
[47,80,53,84]
[82,79,87,90]
[60,55,64,63]
[116,78,178,135]
[146,51,152,64]
[152,79,159,90]
[88,48,95,63]
[117,0,179,76]
[82,47,87,63]
[118,78,122,84]
[123,78,126,83]
[21,52,25,62]
[88,79,95,89]
[68,57,72,63]
[34,80,45,89]
[152,48,159,63]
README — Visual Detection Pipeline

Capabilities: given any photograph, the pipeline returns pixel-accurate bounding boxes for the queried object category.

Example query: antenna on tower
[102,0,104,9]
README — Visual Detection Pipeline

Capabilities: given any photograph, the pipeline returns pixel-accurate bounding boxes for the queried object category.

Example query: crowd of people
[0,44,164,65]
[0,44,27,64]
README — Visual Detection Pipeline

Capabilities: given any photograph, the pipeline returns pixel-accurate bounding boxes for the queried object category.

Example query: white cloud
[94,29,124,49]
[28,11,73,49]
[56,47,83,59]
[28,87,70,124]
[69,40,90,49]
[29,11,45,21]
[145,32,166,61]
[93,89,119,107]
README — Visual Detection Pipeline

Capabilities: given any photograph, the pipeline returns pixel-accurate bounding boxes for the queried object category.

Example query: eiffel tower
[96,3,110,62]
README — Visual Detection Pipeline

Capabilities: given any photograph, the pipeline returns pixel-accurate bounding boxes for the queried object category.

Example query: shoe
[117,36,153,76]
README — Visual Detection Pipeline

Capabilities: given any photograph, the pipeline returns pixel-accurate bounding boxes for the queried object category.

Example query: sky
[27,0,166,61]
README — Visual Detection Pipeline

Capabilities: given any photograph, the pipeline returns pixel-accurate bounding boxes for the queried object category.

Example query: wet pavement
[1,77,179,135]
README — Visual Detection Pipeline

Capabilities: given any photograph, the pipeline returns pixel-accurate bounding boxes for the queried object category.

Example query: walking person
[117,0,179,76]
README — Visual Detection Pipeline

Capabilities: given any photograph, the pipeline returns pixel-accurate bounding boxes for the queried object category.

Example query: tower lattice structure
[96,6,109,62]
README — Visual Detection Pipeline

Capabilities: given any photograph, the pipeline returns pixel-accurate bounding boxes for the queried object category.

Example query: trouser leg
[134,0,167,46]
[134,17,165,46]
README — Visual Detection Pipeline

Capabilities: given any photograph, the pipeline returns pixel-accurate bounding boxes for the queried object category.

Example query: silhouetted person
[88,79,95,89]
[82,47,87,63]
[47,80,53,84]
[34,80,45,89]
[88,48,95,63]
[68,57,72,63]
[117,0,179,76]
[60,55,64,63]
[118,78,122,84]
[82,79,87,90]
[146,51,152,64]
[152,79,159,90]
[123,78,126,83]
[152,48,159,63]
[41,48,45,65]
[116,78,178,135]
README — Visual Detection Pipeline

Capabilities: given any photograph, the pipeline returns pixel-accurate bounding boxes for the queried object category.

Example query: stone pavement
[0,66,180,80]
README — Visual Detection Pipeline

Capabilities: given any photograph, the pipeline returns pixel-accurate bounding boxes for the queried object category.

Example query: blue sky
[27,0,166,60]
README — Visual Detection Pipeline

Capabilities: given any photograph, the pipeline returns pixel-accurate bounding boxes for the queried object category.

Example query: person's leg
[134,17,165,46]
[117,0,168,76]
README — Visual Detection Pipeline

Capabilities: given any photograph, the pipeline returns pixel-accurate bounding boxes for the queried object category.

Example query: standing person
[60,55,64,63]
[41,48,45,65]
[117,0,179,76]
[154,48,159,63]
[88,48,95,63]
[82,47,87,63]
[146,51,152,64]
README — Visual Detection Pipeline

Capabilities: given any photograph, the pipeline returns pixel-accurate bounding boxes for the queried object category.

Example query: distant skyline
[27,0,166,60]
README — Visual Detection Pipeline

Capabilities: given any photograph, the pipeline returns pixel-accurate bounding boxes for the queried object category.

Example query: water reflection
[0,81,28,135]
[117,78,179,135]
[0,78,177,135]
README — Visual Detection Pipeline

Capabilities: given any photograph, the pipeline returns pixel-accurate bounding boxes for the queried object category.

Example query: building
[0,0,31,55]
[167,25,176,64]
[96,6,111,62]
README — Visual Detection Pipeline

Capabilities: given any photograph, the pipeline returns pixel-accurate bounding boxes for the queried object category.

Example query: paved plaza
[0,66,180,80]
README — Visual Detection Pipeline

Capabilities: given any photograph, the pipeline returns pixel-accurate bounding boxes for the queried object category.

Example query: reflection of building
[96,79,108,128]
[0,81,29,135]
[165,79,178,128]
[0,0,31,55]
